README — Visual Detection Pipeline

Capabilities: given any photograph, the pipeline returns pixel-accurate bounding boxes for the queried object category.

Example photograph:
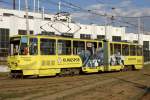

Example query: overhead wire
[0,0,150,32]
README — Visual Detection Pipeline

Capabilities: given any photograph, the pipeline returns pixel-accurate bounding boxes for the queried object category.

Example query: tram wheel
[59,68,81,77]
[122,66,128,72]
[9,73,23,79]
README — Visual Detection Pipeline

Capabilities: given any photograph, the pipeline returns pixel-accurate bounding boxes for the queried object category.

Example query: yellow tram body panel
[108,65,123,71]
[82,65,123,73]
[124,56,143,65]
[82,66,104,73]
[8,55,82,76]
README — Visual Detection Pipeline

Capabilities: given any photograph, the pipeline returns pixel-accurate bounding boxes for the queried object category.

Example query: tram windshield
[10,37,20,55]
[10,36,28,55]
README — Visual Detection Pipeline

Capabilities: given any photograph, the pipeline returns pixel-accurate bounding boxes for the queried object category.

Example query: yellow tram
[7,35,143,78]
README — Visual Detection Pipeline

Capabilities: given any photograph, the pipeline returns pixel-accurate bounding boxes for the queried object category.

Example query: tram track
[0,67,149,100]
[8,72,144,100]
[61,72,150,100]
[0,73,114,94]
[38,72,150,100]
[0,71,137,91]
[31,73,145,100]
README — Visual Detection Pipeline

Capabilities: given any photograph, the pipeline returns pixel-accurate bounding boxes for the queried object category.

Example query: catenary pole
[34,0,36,12]
[18,0,20,11]
[25,0,30,35]
[138,17,141,44]
[38,0,40,12]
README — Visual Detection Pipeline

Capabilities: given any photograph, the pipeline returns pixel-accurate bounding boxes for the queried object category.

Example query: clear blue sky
[0,0,150,33]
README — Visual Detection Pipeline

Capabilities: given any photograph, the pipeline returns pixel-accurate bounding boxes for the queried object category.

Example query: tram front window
[10,36,29,56]
[10,37,20,55]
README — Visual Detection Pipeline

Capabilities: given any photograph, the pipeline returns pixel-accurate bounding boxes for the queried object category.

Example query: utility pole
[57,1,61,19]
[111,7,116,26]
[25,0,30,35]
[104,13,107,40]
[58,1,61,17]
[42,7,45,20]
[18,0,20,11]
[138,17,141,44]
[33,0,36,12]
[58,1,61,13]
[13,0,16,10]
[38,0,40,12]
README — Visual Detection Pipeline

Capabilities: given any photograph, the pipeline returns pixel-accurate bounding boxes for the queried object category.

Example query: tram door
[86,42,97,55]
[85,42,98,67]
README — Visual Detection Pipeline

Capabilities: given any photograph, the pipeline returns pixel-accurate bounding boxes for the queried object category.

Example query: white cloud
[71,0,150,33]
[119,0,132,7]
[113,7,150,17]
[71,3,106,22]
[72,1,150,19]
[88,4,104,10]
[72,12,91,21]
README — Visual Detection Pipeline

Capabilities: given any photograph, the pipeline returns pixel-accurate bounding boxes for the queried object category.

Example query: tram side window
[29,38,38,55]
[130,45,136,56]
[114,44,121,55]
[19,36,28,55]
[86,42,97,55]
[110,43,113,55]
[98,42,102,48]
[40,39,56,55]
[58,40,71,55]
[73,41,85,55]
[122,44,129,56]
[137,45,142,56]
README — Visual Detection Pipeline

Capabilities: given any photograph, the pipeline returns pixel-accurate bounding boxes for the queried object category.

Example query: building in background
[0,8,150,63]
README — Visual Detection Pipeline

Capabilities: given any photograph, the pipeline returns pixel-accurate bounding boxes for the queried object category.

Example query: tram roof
[10,34,103,42]
[10,34,140,45]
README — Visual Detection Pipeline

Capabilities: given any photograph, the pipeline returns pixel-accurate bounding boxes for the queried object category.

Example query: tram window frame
[114,43,121,55]
[29,38,38,55]
[19,36,28,55]
[57,40,71,55]
[98,42,102,48]
[137,45,143,56]
[130,45,136,56]
[86,42,97,55]
[122,44,129,56]
[73,41,85,55]
[40,38,56,55]
[110,43,114,55]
